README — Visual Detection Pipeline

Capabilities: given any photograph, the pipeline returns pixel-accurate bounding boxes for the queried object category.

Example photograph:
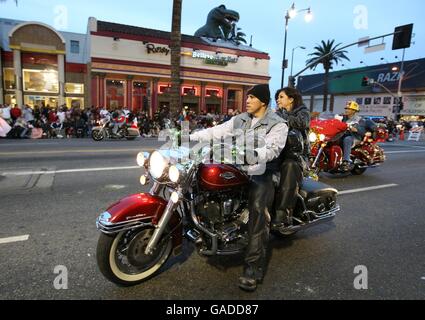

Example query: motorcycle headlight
[319,134,326,142]
[137,152,150,167]
[149,151,168,180]
[168,165,180,183]
[309,132,318,143]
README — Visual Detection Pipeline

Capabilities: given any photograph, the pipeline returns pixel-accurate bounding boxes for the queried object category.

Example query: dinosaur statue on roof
[194,5,240,40]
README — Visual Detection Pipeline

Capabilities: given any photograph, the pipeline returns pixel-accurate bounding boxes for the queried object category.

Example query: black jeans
[244,171,275,276]
[274,159,303,212]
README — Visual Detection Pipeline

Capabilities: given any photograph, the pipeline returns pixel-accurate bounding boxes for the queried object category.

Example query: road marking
[384,144,425,149]
[386,150,425,154]
[339,184,398,195]
[0,148,149,156]
[104,184,127,190]
[2,166,140,176]
[0,235,30,245]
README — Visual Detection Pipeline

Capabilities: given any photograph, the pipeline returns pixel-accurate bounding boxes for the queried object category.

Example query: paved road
[0,138,425,299]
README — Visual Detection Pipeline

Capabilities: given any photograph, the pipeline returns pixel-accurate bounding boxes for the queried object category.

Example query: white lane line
[2,166,140,176]
[339,184,398,195]
[0,148,148,156]
[386,150,425,154]
[384,144,425,149]
[0,235,30,245]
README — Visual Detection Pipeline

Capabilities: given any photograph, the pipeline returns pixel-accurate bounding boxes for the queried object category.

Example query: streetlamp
[290,46,306,77]
[281,4,313,88]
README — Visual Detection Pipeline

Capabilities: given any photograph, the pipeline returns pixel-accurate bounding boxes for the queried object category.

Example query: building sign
[191,51,238,66]
[402,95,425,116]
[145,43,170,56]
[298,58,425,95]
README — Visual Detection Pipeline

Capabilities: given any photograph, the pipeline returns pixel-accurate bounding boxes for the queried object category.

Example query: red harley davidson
[309,115,387,177]
[96,144,340,286]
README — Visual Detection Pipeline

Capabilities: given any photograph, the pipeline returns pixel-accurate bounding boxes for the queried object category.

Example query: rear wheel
[351,165,367,175]
[96,227,172,286]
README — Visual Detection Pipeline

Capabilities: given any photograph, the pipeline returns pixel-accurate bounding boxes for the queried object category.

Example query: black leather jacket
[276,104,311,160]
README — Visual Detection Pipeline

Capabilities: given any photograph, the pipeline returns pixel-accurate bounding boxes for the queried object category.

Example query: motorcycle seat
[299,178,338,198]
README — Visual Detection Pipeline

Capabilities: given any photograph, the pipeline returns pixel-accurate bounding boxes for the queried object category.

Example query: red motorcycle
[96,143,340,286]
[309,115,387,177]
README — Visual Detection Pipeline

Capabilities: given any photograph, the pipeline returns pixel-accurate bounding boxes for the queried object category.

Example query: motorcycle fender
[92,126,102,131]
[328,145,343,170]
[102,193,183,249]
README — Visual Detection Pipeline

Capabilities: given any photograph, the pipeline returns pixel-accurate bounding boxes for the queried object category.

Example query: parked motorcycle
[309,115,386,177]
[95,142,340,286]
[91,116,139,141]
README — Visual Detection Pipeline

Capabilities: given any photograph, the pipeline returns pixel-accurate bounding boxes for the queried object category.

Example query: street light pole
[291,46,306,77]
[280,13,290,88]
[280,4,312,88]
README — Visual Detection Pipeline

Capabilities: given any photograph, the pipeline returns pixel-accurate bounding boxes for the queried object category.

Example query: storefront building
[297,58,425,121]
[1,17,270,115]
[0,18,88,109]
[88,18,270,115]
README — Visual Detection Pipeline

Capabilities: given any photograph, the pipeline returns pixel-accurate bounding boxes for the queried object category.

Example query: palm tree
[233,27,247,46]
[170,0,182,118]
[305,40,350,111]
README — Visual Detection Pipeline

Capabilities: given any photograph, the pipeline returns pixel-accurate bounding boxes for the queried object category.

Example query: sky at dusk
[1,0,424,97]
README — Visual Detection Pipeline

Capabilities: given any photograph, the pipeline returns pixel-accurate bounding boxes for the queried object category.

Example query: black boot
[271,210,286,229]
[238,265,264,292]
[271,208,293,230]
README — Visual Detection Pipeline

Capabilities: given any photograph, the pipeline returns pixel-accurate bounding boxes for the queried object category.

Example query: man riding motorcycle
[111,109,126,137]
[340,101,367,171]
[190,84,288,292]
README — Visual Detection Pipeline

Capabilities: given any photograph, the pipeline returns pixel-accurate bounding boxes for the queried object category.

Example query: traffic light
[392,24,413,50]
[361,76,369,87]
[288,76,296,88]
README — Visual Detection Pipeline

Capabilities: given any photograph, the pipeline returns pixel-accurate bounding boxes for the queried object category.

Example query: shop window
[133,81,148,111]
[159,84,171,94]
[4,94,16,105]
[206,88,220,97]
[106,79,126,109]
[228,89,242,110]
[3,68,15,90]
[24,96,58,108]
[23,69,58,93]
[65,83,84,94]
[182,86,198,96]
[70,40,80,54]
[66,97,84,109]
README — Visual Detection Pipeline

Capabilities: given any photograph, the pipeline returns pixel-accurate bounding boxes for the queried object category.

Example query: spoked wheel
[96,227,172,286]
[92,129,105,141]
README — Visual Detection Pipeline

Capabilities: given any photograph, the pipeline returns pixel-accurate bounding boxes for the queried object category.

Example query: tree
[170,0,182,118]
[305,40,350,111]
[233,27,247,45]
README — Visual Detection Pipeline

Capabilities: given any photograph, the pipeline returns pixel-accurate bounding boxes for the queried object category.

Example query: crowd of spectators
[0,103,241,139]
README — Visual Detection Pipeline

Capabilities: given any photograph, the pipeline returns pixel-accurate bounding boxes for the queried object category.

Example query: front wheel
[92,129,105,141]
[96,227,172,286]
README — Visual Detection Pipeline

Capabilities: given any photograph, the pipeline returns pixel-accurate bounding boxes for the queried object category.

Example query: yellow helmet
[345,101,360,112]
